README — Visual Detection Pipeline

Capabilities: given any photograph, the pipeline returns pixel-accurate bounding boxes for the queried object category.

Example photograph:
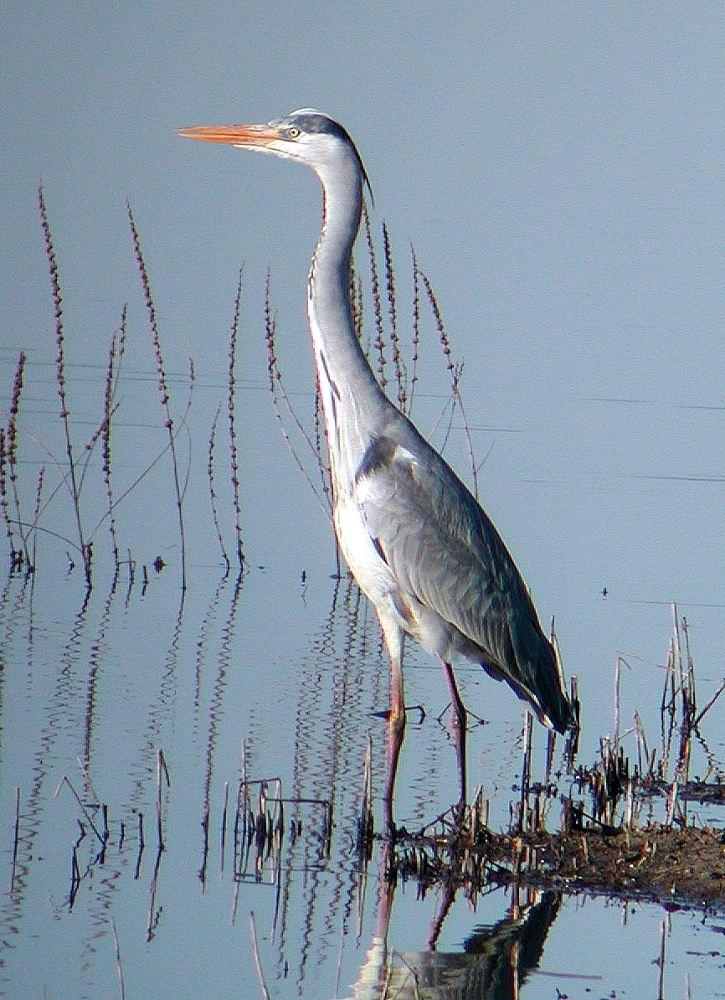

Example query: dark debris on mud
[521,824,725,908]
[382,788,725,916]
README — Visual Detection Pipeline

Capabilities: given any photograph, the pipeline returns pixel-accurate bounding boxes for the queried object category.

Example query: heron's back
[340,412,572,733]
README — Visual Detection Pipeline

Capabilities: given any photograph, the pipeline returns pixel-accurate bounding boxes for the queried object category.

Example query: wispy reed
[0,351,32,572]
[362,201,387,387]
[101,309,128,568]
[419,269,480,497]
[40,188,91,586]
[227,269,245,572]
[127,202,188,589]
[382,222,407,410]
[207,402,230,573]
[408,245,421,412]
[264,274,333,517]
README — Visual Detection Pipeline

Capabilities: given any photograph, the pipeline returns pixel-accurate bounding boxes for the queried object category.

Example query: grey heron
[179,110,574,819]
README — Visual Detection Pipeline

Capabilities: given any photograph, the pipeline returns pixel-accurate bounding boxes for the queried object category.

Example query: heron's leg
[380,622,406,832]
[441,660,467,807]
[383,651,406,831]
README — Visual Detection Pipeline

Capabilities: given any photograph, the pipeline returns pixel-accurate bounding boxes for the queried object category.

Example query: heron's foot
[372,703,426,724]
[404,703,426,723]
[435,702,486,731]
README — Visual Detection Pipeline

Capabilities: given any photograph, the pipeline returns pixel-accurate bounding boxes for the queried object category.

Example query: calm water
[1,340,724,998]
[1,550,724,998]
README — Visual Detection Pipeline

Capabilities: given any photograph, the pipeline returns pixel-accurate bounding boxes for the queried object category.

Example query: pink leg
[441,660,467,807]
[383,651,406,831]
[379,621,406,832]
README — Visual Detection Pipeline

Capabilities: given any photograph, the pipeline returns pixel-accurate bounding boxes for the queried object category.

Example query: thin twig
[53,775,104,844]
[693,677,725,728]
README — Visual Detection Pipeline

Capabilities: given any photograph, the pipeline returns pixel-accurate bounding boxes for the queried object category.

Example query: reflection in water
[197,570,244,886]
[0,574,93,965]
[0,565,721,998]
[83,570,119,770]
[0,566,190,991]
[223,578,566,996]
[347,867,560,1000]
[279,575,382,985]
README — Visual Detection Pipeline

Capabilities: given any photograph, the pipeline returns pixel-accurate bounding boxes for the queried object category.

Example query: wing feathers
[354,427,571,733]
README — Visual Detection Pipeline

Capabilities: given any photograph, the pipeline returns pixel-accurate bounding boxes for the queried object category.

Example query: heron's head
[178,109,371,194]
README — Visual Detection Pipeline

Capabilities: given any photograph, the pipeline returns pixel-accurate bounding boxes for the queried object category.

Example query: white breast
[333,495,396,608]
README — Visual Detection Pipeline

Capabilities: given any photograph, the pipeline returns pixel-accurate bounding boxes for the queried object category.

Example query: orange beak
[177,123,278,147]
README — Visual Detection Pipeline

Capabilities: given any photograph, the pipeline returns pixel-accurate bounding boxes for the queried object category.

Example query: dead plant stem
[127,202,187,589]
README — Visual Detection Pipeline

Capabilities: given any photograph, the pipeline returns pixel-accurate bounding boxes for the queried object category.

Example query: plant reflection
[1,557,722,998]
[348,850,561,1000]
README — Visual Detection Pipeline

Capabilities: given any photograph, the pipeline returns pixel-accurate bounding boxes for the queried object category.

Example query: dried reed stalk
[357,736,374,855]
[220,780,230,872]
[419,270,480,496]
[518,711,533,833]
[1,353,33,570]
[207,402,230,573]
[362,201,387,387]
[408,245,421,411]
[264,275,332,516]
[101,324,122,566]
[227,268,245,571]
[53,775,104,844]
[127,202,187,589]
[382,222,407,409]
[657,917,667,1000]
[350,259,364,341]
[39,188,91,586]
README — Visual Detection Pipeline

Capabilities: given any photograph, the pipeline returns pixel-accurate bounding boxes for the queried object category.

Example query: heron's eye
[286,127,301,139]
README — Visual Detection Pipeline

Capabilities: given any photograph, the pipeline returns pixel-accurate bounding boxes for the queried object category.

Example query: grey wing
[355,428,571,732]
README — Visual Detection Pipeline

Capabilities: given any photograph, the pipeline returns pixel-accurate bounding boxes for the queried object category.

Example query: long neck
[308,158,391,490]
